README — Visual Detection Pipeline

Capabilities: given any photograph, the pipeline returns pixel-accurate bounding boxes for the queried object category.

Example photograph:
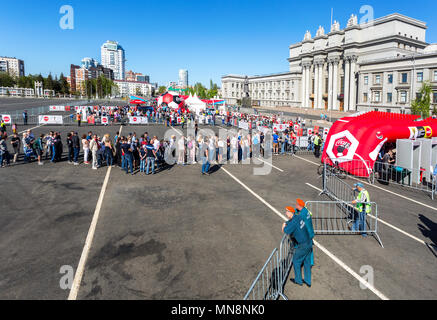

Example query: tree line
[157,79,220,99]
[0,72,70,96]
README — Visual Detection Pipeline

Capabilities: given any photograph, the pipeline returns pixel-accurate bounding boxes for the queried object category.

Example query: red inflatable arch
[321,111,437,177]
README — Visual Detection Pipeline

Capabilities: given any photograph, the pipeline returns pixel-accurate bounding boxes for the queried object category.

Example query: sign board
[38,115,63,125]
[307,128,313,136]
[129,116,148,124]
[49,106,66,112]
[0,114,12,124]
[273,124,286,132]
[101,116,109,125]
[239,121,249,130]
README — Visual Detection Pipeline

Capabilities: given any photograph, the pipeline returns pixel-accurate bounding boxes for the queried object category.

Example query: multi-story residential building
[69,64,80,93]
[0,57,25,77]
[101,40,126,80]
[125,70,150,83]
[178,69,188,87]
[222,13,437,113]
[114,80,153,97]
[81,57,99,69]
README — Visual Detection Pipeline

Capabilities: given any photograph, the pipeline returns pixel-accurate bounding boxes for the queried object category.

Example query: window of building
[388,74,393,84]
[400,91,407,103]
[375,75,381,85]
[417,72,423,82]
[374,91,381,102]
[433,92,437,103]
[401,73,408,84]
[387,92,393,103]
[364,76,369,85]
[434,71,437,81]
[363,93,368,103]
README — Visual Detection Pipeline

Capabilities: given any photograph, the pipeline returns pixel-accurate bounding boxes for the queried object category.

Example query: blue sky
[1,0,436,86]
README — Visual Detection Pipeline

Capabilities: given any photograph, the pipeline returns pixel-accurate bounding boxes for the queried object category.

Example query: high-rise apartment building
[0,57,25,77]
[101,40,126,80]
[178,69,188,87]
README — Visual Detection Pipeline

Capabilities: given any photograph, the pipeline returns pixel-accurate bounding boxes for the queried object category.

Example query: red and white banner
[294,124,300,132]
[323,127,330,137]
[177,117,181,124]
[273,124,286,132]
[101,116,109,125]
[129,116,148,124]
[49,105,66,112]
[258,126,270,135]
[307,128,313,136]
[38,115,63,124]
[0,115,12,124]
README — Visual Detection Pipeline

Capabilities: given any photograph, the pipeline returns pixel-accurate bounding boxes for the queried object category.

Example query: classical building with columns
[222,13,437,113]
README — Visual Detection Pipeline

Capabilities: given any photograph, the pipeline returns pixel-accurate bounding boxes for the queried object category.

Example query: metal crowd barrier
[322,165,357,203]
[374,162,436,200]
[244,234,294,300]
[244,249,282,300]
[306,201,383,247]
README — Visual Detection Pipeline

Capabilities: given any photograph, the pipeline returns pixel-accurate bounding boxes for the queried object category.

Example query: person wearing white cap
[351,183,371,237]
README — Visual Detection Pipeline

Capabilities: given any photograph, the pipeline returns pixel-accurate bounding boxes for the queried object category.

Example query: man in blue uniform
[295,199,315,266]
[282,206,313,287]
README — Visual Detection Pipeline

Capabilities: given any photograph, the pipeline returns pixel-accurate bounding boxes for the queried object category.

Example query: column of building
[318,61,323,109]
[314,63,319,109]
[349,56,358,111]
[344,57,351,111]
[327,59,333,110]
[306,63,311,108]
[332,58,339,110]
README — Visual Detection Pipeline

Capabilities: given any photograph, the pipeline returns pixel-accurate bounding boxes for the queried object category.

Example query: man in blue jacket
[282,206,313,287]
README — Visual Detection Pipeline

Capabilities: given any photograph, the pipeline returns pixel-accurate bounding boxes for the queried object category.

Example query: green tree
[59,73,70,95]
[158,86,166,94]
[45,73,54,90]
[411,81,432,118]
[0,72,16,87]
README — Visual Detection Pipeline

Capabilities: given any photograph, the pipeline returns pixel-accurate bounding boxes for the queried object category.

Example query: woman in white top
[177,136,185,165]
[82,134,90,164]
[231,135,238,164]
[217,138,224,164]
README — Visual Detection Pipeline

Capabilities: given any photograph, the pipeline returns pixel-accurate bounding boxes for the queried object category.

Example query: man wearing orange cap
[282,206,312,287]
[296,199,315,267]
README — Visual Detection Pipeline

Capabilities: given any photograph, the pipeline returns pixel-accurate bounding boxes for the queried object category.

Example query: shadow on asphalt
[418,214,437,258]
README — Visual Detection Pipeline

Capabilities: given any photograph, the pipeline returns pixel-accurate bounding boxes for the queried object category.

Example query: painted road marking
[295,155,437,212]
[68,125,122,300]
[255,157,284,172]
[305,182,427,246]
[222,167,389,300]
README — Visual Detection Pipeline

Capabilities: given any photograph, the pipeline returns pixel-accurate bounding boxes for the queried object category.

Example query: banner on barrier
[307,128,313,136]
[273,124,286,132]
[258,126,270,135]
[239,121,249,130]
[129,116,148,124]
[39,115,63,124]
[0,114,12,124]
[101,116,109,125]
[49,106,66,112]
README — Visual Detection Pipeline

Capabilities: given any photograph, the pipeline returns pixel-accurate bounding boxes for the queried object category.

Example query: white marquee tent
[185,93,207,114]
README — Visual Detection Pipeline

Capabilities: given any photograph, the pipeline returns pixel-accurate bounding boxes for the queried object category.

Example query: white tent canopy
[185,94,207,114]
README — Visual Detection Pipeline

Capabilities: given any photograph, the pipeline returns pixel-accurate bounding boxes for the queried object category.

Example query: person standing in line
[66,133,73,164]
[295,199,315,266]
[33,134,44,165]
[177,135,186,165]
[10,132,21,163]
[89,134,99,170]
[0,134,11,167]
[200,137,210,175]
[104,135,114,167]
[146,139,157,175]
[82,134,90,164]
[139,144,147,173]
[72,132,80,165]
